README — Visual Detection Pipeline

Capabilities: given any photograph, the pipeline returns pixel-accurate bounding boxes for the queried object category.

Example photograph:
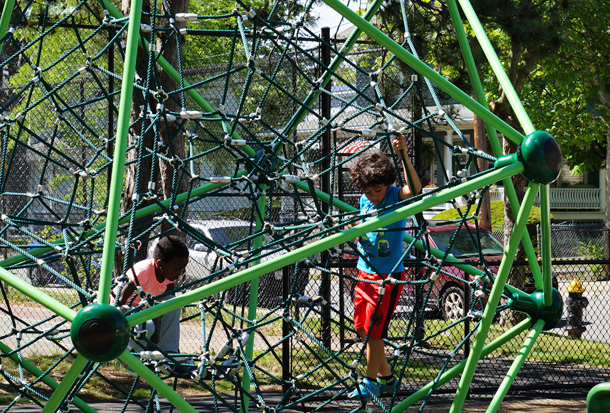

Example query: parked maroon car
[421,223,503,320]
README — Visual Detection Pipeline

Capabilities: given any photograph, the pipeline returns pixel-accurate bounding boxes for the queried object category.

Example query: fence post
[320,26,332,349]
[282,265,291,393]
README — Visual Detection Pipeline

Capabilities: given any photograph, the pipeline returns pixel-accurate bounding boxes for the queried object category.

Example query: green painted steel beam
[587,382,610,413]
[446,0,502,157]
[0,267,75,321]
[119,350,197,413]
[391,318,532,412]
[0,341,96,413]
[241,186,267,413]
[539,185,553,305]
[451,183,539,412]
[448,0,542,286]
[487,319,544,412]
[321,0,525,145]
[127,162,523,326]
[41,355,89,413]
[501,179,543,291]
[97,0,144,305]
[0,0,15,52]
[294,176,522,297]
[455,0,535,136]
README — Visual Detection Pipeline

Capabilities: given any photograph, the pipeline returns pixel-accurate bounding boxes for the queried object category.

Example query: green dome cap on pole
[518,131,562,184]
[70,304,130,362]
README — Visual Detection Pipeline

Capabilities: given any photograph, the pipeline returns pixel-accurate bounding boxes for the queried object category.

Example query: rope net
[0,0,519,411]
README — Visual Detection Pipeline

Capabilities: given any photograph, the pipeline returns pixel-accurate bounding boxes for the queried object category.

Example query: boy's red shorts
[354,270,405,339]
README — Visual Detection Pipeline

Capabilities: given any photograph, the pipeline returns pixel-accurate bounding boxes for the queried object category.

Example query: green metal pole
[0,0,15,51]
[487,319,544,413]
[241,186,267,413]
[127,162,523,326]
[41,355,89,413]
[97,0,144,305]
[446,0,502,157]
[119,350,197,413]
[539,184,553,305]
[587,383,610,413]
[446,2,543,287]
[435,0,543,287]
[502,180,543,291]
[455,0,535,135]
[0,267,75,321]
[321,0,524,145]
[0,341,96,413]
[451,183,539,413]
[294,177,523,297]
[391,318,532,412]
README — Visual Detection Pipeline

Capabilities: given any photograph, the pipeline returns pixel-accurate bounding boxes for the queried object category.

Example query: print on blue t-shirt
[357,186,406,275]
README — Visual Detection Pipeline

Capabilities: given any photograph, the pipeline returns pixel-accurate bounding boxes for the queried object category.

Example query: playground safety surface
[1,395,588,412]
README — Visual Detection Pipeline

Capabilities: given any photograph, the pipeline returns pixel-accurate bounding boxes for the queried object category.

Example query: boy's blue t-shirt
[356,186,406,275]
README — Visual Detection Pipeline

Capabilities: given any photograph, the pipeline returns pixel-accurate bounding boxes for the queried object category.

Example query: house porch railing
[489,186,602,210]
[425,186,602,213]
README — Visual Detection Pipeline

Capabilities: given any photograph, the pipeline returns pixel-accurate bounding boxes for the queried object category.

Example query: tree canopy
[522,0,609,173]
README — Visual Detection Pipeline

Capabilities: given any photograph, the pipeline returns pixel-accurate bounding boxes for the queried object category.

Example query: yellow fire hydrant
[566,278,588,338]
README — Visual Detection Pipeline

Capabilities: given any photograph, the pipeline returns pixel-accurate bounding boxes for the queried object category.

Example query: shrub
[433,200,550,227]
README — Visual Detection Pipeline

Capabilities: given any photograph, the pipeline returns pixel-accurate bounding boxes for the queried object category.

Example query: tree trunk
[474,113,491,232]
[597,88,610,268]
[156,0,190,235]
[115,0,190,275]
[590,82,610,276]
[490,97,528,327]
[114,0,153,273]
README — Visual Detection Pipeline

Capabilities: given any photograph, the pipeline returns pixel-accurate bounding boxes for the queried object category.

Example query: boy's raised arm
[393,135,422,200]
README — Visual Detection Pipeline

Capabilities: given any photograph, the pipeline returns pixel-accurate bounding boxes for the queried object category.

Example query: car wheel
[441,285,465,321]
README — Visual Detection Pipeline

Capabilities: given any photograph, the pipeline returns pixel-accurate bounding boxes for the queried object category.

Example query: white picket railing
[489,186,602,210]
[424,186,602,213]
[423,186,602,219]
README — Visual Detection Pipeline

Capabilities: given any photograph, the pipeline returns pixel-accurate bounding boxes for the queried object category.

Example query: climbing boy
[347,135,421,401]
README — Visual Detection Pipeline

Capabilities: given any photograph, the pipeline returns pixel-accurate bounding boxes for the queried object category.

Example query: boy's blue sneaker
[377,377,399,394]
[347,377,380,401]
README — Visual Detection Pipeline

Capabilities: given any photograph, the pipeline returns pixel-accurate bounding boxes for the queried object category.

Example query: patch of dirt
[408,397,587,412]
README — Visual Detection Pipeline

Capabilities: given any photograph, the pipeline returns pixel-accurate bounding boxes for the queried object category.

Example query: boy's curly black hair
[349,149,396,189]
[154,235,189,262]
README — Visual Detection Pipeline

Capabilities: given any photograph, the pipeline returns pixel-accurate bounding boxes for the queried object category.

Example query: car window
[209,226,273,247]
[429,229,503,257]
[209,226,249,245]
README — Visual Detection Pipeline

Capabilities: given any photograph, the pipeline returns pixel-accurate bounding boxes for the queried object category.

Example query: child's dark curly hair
[349,149,396,189]
[154,235,189,262]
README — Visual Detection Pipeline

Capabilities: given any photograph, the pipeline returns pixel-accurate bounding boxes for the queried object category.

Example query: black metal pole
[282,265,291,393]
[320,27,332,349]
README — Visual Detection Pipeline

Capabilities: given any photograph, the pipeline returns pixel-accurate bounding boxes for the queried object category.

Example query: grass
[0,353,246,406]
[2,316,610,407]
[492,329,610,367]
[4,281,610,407]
